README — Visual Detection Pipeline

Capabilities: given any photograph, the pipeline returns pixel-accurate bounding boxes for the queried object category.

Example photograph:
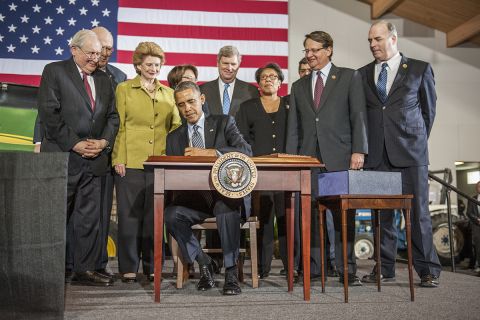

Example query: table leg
[318,203,325,293]
[342,209,348,303]
[404,208,415,301]
[374,209,381,292]
[301,194,311,301]
[286,192,295,292]
[154,193,164,303]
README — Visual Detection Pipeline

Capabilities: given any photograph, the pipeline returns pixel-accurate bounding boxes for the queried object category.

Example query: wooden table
[145,155,323,302]
[317,194,414,303]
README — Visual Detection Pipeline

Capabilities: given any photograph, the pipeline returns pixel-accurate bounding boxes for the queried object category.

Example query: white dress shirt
[187,113,206,147]
[218,78,235,106]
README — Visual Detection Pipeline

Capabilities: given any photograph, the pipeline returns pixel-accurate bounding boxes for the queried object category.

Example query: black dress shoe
[72,271,114,286]
[420,274,439,288]
[223,266,241,295]
[362,272,395,283]
[96,268,115,279]
[197,260,216,291]
[339,274,363,287]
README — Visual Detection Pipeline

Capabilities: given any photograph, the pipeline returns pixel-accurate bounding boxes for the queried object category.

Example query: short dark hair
[303,31,334,60]
[298,57,308,71]
[167,64,198,89]
[174,81,201,98]
[254,62,284,84]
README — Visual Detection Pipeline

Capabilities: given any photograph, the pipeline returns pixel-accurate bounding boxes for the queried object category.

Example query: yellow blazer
[112,76,181,169]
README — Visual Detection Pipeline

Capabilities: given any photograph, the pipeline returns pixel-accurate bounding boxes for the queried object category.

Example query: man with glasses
[286,31,368,286]
[38,29,119,286]
[165,81,251,295]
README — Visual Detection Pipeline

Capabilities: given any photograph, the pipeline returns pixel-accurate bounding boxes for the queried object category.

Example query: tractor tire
[354,234,375,260]
[431,213,465,266]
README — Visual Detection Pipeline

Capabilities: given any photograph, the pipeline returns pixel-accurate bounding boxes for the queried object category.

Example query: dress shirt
[218,78,235,106]
[374,51,401,95]
[75,64,96,99]
[311,61,332,100]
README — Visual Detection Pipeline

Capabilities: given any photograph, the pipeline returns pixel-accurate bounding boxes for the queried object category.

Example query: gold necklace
[141,81,156,93]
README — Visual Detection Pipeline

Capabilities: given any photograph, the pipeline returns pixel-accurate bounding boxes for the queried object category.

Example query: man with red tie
[286,31,368,286]
[38,29,119,286]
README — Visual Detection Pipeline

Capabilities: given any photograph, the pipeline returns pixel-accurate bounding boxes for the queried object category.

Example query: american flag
[0,0,289,95]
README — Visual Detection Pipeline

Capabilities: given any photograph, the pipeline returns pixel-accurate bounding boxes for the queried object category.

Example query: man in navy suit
[38,29,119,286]
[165,81,252,295]
[358,20,441,287]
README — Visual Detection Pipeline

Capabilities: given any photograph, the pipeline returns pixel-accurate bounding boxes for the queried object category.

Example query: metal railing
[429,169,480,272]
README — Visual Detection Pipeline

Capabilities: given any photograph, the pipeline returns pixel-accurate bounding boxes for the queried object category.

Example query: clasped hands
[73,139,108,159]
[349,152,365,170]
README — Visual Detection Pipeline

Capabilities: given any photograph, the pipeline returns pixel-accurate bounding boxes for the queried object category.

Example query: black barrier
[0,152,68,320]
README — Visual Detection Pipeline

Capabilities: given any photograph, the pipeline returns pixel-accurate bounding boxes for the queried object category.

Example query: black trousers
[472,224,480,267]
[66,168,102,273]
[255,191,300,274]
[96,169,114,270]
[115,168,154,275]
[165,194,242,269]
[370,148,442,277]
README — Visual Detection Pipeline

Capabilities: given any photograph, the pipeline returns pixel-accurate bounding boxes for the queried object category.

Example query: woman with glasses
[112,42,182,283]
[167,64,198,89]
[235,62,289,278]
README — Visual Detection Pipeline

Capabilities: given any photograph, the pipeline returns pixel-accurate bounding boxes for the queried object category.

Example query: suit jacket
[200,78,260,116]
[105,64,127,91]
[358,54,436,168]
[37,57,119,176]
[285,64,368,171]
[467,194,480,225]
[166,114,252,218]
[34,63,126,144]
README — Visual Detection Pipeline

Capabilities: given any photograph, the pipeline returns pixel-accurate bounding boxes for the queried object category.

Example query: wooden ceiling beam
[371,0,402,19]
[447,14,480,47]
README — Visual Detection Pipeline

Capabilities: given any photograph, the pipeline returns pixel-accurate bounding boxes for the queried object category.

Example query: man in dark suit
[286,31,368,285]
[467,181,480,276]
[200,45,259,116]
[38,29,119,286]
[358,20,441,287]
[199,45,259,270]
[165,81,252,295]
[91,26,127,278]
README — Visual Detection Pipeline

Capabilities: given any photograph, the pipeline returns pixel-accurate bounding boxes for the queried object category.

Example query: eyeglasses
[77,47,101,60]
[302,48,325,55]
[260,74,279,81]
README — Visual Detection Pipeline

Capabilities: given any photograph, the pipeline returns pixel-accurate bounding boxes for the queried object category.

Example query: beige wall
[288,0,480,179]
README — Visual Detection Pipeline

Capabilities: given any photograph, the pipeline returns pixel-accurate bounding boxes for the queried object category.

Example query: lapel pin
[331,75,336,80]
[209,129,214,132]
[285,104,290,109]
[402,64,407,69]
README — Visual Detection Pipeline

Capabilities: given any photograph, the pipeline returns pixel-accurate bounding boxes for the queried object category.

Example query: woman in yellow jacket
[112,42,181,283]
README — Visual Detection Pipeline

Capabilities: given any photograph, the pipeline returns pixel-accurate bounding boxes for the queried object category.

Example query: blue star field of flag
[0,0,117,60]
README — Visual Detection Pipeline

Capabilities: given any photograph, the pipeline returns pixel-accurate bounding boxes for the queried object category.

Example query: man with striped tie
[165,81,252,295]
[358,20,441,288]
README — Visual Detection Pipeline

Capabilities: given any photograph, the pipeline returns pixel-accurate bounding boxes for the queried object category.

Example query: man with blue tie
[200,45,259,271]
[165,81,252,295]
[358,20,441,287]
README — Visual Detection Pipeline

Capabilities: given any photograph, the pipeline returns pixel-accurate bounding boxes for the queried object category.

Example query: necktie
[191,124,205,148]
[313,71,324,110]
[376,63,388,103]
[82,71,95,111]
[222,83,231,115]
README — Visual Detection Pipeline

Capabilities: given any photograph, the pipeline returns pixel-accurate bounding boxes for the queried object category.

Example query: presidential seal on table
[211,152,257,198]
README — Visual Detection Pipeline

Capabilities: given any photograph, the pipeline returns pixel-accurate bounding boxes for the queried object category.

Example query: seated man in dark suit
[165,81,252,295]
